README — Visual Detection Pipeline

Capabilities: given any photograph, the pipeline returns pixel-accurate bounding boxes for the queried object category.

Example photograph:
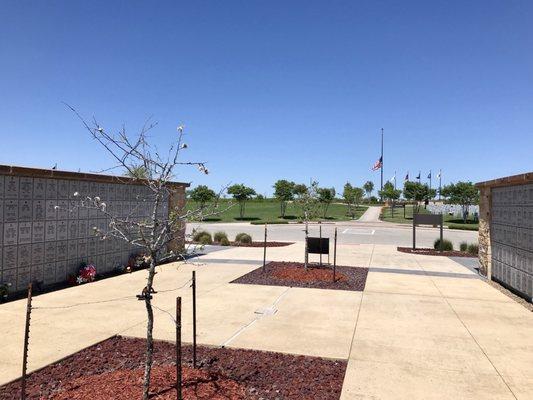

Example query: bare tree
[293,181,320,268]
[67,105,216,400]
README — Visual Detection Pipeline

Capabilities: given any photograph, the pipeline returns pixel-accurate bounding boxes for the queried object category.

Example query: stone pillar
[478,186,491,278]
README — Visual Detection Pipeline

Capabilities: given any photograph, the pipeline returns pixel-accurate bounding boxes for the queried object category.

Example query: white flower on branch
[94,196,101,202]
[73,191,79,197]
[177,125,184,133]
[54,205,60,210]
[181,143,188,149]
[100,202,107,211]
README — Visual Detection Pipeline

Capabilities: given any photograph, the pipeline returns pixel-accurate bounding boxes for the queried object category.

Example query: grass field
[186,199,368,224]
[380,205,479,231]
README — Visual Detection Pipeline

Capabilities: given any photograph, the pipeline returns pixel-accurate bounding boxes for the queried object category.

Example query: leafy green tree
[379,182,402,203]
[125,164,148,179]
[440,181,479,223]
[227,184,256,218]
[379,182,402,216]
[403,181,435,213]
[318,187,336,218]
[189,185,216,210]
[273,179,295,217]
[363,181,374,201]
[343,183,364,219]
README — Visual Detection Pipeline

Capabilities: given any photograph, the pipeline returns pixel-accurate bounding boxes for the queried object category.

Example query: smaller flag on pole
[427,171,432,179]
[404,172,409,181]
[371,156,383,171]
[389,174,396,183]
[437,171,441,179]
[416,172,421,180]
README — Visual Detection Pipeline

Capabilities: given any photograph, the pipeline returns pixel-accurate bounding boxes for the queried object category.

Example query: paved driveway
[1,243,531,399]
[186,219,478,248]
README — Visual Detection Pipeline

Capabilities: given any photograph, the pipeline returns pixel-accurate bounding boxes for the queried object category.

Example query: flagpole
[438,169,442,200]
[394,170,396,190]
[429,170,432,190]
[380,128,384,195]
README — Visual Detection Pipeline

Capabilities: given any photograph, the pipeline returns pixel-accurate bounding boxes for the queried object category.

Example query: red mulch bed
[231,261,368,291]
[188,241,294,248]
[0,336,346,400]
[397,247,478,258]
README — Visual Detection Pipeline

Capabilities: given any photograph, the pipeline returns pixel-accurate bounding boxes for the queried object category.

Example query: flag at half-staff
[371,156,382,171]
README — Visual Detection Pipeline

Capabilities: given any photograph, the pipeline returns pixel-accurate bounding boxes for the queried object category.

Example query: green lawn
[380,205,479,231]
[186,199,368,224]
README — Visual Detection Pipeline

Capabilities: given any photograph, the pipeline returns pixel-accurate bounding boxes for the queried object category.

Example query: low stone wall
[0,165,188,293]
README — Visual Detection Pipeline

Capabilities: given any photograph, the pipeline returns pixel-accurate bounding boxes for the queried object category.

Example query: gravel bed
[397,247,477,258]
[231,261,368,291]
[0,336,346,399]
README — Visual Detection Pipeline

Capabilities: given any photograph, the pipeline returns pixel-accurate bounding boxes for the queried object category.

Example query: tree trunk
[142,252,157,400]
[280,201,285,218]
[239,202,245,218]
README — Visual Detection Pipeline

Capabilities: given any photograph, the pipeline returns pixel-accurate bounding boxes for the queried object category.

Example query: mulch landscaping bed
[189,241,294,248]
[397,247,477,258]
[0,336,346,400]
[231,261,368,291]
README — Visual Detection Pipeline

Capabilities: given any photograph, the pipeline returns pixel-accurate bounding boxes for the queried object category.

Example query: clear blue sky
[1,1,532,196]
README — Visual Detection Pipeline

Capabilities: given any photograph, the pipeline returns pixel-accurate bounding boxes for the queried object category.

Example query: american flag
[371,156,382,171]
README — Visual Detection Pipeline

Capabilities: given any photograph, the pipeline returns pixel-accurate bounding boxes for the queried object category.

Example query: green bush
[213,231,228,243]
[219,237,231,246]
[235,233,252,244]
[459,242,468,252]
[467,243,479,255]
[193,231,212,244]
[434,238,453,251]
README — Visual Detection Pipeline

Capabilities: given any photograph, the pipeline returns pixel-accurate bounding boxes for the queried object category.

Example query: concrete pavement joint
[220,287,291,347]
[412,257,519,400]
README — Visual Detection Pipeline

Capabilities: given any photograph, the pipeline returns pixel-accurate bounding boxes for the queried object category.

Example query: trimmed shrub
[219,237,231,246]
[459,242,468,252]
[467,243,479,255]
[235,233,252,244]
[434,238,453,251]
[193,231,212,244]
[213,231,228,243]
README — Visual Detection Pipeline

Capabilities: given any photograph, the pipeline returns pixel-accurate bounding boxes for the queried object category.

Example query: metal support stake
[319,222,322,266]
[262,223,267,273]
[176,297,182,400]
[333,228,337,282]
[304,220,309,269]
[21,283,32,400]
[439,215,444,252]
[192,271,197,368]
[412,219,416,250]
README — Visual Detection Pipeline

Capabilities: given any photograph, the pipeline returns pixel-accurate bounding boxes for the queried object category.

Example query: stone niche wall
[477,172,533,302]
[0,166,187,293]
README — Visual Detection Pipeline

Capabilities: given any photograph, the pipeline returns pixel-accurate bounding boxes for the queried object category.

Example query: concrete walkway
[358,206,383,222]
[1,243,531,399]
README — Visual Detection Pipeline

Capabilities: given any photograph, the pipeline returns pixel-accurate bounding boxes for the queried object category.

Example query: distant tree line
[187,179,479,222]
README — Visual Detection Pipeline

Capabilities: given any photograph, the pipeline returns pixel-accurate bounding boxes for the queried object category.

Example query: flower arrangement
[0,282,11,302]
[70,262,97,285]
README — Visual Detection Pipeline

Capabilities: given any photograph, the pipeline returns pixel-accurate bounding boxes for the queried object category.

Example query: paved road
[187,219,478,248]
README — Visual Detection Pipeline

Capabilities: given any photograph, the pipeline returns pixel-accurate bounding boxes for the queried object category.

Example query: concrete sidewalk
[0,243,531,399]
[358,206,383,222]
